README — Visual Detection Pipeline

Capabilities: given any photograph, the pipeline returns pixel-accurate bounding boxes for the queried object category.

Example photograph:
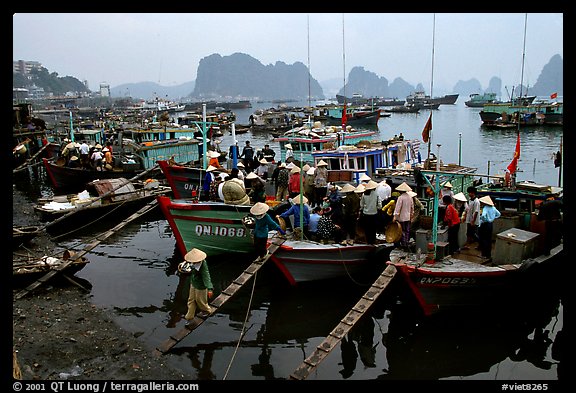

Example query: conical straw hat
[250,202,270,215]
[479,195,494,206]
[395,182,412,192]
[184,248,207,263]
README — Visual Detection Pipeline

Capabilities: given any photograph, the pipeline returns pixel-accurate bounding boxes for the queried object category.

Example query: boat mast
[341,13,347,145]
[427,13,436,161]
[512,13,528,189]
[307,14,311,108]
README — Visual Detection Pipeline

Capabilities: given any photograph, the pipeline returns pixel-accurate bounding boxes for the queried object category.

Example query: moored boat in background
[464,92,500,107]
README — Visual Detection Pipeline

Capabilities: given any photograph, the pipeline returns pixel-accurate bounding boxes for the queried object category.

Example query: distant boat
[321,106,381,126]
[479,101,562,127]
[336,94,405,107]
[406,91,459,106]
[465,92,500,107]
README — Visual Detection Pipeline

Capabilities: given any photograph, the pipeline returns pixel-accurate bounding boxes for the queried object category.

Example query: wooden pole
[558,135,563,187]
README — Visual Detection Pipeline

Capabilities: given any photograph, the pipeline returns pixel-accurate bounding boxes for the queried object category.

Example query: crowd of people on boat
[59,139,116,171]
[194,138,560,261]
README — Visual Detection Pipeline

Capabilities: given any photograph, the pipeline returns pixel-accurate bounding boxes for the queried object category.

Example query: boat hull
[388,244,563,316]
[157,160,205,199]
[42,158,142,190]
[270,241,391,285]
[157,196,254,257]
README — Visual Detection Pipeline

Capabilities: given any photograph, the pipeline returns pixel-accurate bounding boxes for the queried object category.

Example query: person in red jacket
[443,194,461,254]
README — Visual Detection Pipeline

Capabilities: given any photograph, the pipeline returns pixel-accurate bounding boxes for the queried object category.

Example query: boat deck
[389,240,517,273]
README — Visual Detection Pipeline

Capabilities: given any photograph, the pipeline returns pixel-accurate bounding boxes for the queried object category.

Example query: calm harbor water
[13,98,565,382]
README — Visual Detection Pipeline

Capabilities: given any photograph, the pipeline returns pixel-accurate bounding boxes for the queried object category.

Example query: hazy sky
[13,13,563,93]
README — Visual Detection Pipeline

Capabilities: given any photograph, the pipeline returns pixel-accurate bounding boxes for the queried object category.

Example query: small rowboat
[13,250,90,285]
[13,225,43,246]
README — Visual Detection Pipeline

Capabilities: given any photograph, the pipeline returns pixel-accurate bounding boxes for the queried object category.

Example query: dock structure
[154,236,286,356]
[289,264,397,380]
[14,199,160,300]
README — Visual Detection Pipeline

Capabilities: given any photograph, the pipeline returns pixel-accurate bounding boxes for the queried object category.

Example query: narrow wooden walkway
[153,236,286,357]
[14,199,160,300]
[289,264,398,380]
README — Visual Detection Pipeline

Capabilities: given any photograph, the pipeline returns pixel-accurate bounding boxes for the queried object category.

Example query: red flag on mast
[507,132,521,174]
[550,92,558,99]
[341,103,347,129]
[422,113,432,143]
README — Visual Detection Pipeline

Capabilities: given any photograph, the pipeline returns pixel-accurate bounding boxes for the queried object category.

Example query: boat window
[347,158,354,170]
[329,158,340,170]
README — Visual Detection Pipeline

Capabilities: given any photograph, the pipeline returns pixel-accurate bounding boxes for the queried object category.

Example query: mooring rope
[222,268,259,380]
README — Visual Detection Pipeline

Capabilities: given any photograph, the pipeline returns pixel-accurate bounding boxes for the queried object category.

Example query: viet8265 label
[195,224,246,237]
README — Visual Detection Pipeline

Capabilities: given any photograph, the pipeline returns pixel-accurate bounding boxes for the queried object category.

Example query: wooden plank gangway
[289,264,397,380]
[14,198,161,300]
[153,236,286,356]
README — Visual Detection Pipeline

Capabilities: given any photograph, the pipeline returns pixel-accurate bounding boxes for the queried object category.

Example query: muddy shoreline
[12,187,191,380]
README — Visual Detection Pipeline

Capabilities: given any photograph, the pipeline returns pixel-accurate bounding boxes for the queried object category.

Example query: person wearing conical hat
[247,172,267,204]
[200,165,218,201]
[284,143,294,162]
[313,160,328,207]
[453,192,469,220]
[359,180,382,245]
[303,166,316,204]
[256,158,269,179]
[439,181,455,206]
[182,248,214,326]
[250,202,285,261]
[393,182,414,249]
[288,165,302,199]
[208,150,223,169]
[341,183,361,245]
[478,195,501,260]
[277,194,310,240]
[90,145,104,171]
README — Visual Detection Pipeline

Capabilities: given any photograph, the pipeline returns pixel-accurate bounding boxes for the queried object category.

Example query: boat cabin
[310,140,420,185]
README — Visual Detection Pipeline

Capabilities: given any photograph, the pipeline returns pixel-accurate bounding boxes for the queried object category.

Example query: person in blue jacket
[250,202,285,261]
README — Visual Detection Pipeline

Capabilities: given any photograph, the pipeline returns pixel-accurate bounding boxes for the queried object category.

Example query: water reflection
[378,288,562,380]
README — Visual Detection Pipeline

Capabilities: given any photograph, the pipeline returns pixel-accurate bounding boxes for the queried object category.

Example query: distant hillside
[15,53,561,102]
[12,67,89,95]
[192,53,324,101]
[110,81,195,100]
[530,54,563,96]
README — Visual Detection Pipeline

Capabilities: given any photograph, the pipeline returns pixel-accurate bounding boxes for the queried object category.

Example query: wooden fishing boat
[310,139,421,184]
[274,122,378,163]
[269,239,392,286]
[34,178,171,232]
[157,196,257,257]
[386,164,564,316]
[157,160,205,199]
[388,241,563,316]
[42,156,145,190]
